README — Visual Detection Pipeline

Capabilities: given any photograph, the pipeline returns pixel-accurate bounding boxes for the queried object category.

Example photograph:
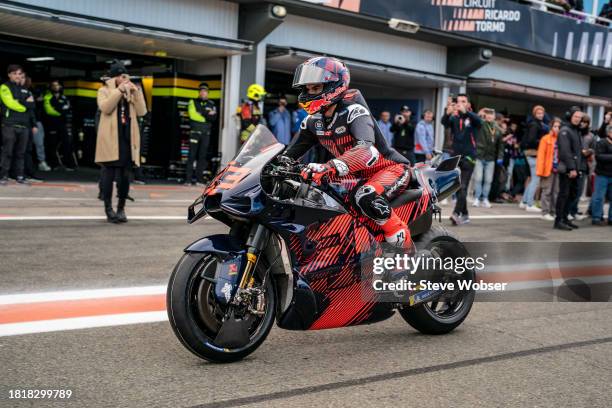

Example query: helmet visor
[292,63,338,88]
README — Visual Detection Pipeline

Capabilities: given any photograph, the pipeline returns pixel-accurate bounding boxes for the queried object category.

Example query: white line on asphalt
[0,285,167,305]
[0,197,193,203]
[0,214,540,221]
[0,311,168,337]
[0,215,214,221]
[468,215,543,219]
[504,275,612,291]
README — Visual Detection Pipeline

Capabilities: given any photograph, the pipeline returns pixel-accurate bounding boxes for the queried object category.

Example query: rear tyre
[167,252,276,363]
[399,225,475,335]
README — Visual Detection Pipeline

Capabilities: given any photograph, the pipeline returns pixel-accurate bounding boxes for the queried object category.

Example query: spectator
[568,114,595,221]
[0,64,37,185]
[414,109,435,162]
[95,60,147,223]
[598,111,611,139]
[391,105,415,164]
[292,107,308,139]
[376,110,393,146]
[442,93,482,225]
[268,95,292,145]
[44,79,75,170]
[490,120,508,203]
[554,106,583,231]
[186,82,217,185]
[536,117,562,221]
[568,0,584,11]
[503,121,520,195]
[31,83,50,172]
[18,74,42,182]
[520,105,549,212]
[600,1,612,23]
[472,108,503,208]
[591,124,612,226]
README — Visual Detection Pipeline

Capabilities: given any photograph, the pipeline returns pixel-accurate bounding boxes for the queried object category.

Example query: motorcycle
[167,125,475,363]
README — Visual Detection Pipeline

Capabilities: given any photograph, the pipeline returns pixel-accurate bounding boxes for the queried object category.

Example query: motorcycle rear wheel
[398,225,475,334]
[167,252,276,363]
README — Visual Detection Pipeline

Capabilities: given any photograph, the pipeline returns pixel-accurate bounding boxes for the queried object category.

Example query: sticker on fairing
[221,282,233,302]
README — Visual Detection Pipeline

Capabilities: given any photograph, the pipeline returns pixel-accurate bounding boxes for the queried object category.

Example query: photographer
[95,61,147,223]
[390,105,415,164]
[441,93,482,225]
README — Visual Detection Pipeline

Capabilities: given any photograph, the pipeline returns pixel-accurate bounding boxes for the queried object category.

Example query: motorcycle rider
[283,57,415,250]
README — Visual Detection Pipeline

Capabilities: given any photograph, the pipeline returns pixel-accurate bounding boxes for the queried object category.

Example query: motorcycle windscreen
[204,125,285,213]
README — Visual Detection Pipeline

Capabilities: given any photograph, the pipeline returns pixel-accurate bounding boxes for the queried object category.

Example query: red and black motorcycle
[167,125,475,363]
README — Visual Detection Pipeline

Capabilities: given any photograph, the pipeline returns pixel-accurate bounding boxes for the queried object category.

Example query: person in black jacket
[591,125,612,225]
[600,1,612,24]
[554,106,583,231]
[0,65,38,185]
[185,82,217,185]
[597,111,611,138]
[441,94,482,225]
[391,105,416,164]
[568,114,595,220]
[43,80,75,170]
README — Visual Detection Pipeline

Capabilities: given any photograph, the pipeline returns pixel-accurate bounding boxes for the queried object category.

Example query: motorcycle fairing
[279,189,432,330]
[193,126,454,332]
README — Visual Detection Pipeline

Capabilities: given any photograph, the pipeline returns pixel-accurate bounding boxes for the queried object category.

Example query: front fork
[238,224,271,290]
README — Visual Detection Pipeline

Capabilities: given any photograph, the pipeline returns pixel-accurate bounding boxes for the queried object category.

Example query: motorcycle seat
[390,189,423,208]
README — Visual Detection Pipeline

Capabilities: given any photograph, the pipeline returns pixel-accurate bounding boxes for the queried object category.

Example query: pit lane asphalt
[1,185,611,407]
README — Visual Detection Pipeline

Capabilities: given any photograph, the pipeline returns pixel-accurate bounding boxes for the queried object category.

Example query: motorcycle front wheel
[167,252,276,363]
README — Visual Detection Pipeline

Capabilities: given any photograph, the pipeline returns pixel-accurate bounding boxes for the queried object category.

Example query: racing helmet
[293,57,350,115]
[247,83,266,101]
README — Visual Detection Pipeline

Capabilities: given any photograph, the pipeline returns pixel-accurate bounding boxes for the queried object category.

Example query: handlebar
[265,161,305,179]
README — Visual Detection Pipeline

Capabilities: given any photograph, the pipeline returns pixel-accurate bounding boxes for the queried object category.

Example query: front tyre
[167,252,276,363]
[399,225,475,335]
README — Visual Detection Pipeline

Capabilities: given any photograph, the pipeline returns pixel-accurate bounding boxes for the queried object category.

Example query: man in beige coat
[96,61,147,223]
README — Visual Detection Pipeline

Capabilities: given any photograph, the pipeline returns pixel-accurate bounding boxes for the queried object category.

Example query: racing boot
[116,198,128,223]
[381,212,413,251]
[104,199,118,223]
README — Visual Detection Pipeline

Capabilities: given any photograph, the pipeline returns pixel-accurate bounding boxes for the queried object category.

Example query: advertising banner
[311,0,612,68]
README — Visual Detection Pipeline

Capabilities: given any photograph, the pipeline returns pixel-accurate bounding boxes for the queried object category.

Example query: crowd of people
[437,95,611,230]
[2,61,610,229]
[263,91,611,230]
[0,64,75,186]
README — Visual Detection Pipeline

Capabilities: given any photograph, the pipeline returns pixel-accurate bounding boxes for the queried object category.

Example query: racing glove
[301,163,337,185]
